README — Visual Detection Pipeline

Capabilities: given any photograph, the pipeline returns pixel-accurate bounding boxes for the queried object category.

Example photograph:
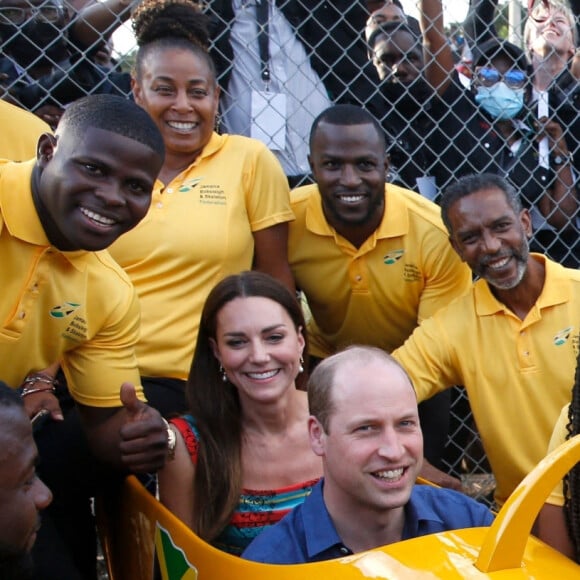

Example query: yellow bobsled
[98,435,580,579]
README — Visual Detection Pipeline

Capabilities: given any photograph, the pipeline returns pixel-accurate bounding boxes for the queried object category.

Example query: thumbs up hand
[119,382,168,473]
[120,382,148,422]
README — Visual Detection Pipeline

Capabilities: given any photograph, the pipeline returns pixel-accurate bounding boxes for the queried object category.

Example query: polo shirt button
[156,202,163,208]
[166,188,174,194]
[523,351,529,356]
[356,275,362,281]
[541,175,547,181]
[19,311,25,319]
[484,142,490,149]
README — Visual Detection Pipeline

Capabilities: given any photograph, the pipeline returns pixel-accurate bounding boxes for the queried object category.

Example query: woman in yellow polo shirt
[108,0,295,416]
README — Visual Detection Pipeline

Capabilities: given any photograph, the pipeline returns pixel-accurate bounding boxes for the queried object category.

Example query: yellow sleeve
[245,144,294,231]
[416,232,472,324]
[393,309,462,402]
[62,285,143,408]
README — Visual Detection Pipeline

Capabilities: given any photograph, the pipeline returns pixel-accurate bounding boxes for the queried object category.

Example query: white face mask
[475,82,525,120]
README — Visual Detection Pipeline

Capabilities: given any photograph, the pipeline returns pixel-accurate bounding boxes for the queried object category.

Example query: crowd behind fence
[3,0,580,508]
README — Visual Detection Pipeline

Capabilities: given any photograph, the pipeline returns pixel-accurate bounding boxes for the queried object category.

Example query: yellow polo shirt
[289,183,472,356]
[394,255,580,505]
[109,132,294,379]
[0,100,51,161]
[0,159,143,406]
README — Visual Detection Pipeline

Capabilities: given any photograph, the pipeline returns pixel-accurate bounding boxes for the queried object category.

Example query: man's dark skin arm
[78,383,168,473]
[463,0,498,49]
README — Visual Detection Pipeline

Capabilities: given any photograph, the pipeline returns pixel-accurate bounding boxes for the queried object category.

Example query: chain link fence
[3,0,579,508]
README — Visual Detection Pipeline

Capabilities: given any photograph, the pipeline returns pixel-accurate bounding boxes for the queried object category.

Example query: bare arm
[71,0,132,50]
[77,383,168,473]
[420,458,462,491]
[157,427,196,528]
[536,503,575,559]
[420,0,455,96]
[537,117,578,229]
[253,223,296,294]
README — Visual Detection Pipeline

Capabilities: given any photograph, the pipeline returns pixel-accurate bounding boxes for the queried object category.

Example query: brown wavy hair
[187,271,308,542]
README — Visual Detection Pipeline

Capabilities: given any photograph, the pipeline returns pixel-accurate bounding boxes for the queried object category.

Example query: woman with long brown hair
[158,272,322,555]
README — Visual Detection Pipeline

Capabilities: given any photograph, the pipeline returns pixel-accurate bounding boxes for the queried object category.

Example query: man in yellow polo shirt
[289,105,471,481]
[394,172,580,507]
[0,94,169,579]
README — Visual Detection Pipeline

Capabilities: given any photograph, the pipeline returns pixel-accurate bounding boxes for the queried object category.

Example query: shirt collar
[304,184,409,243]
[153,132,225,191]
[474,254,569,316]
[0,159,87,271]
[401,487,444,539]
[302,480,352,560]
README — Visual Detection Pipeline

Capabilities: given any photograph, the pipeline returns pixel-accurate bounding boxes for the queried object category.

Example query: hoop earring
[219,364,228,383]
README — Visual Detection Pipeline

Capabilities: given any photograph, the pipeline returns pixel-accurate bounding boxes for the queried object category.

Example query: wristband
[20,373,58,397]
[21,385,56,397]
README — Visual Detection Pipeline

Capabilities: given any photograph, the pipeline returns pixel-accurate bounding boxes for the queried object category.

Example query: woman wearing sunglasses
[430,37,578,267]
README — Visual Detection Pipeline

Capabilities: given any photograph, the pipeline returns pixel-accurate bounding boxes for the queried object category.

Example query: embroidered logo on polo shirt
[178,178,202,193]
[383,249,404,265]
[50,302,80,318]
[554,326,574,346]
[199,184,226,205]
[403,263,422,282]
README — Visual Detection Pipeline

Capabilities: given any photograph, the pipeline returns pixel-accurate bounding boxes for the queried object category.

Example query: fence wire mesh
[3,0,579,508]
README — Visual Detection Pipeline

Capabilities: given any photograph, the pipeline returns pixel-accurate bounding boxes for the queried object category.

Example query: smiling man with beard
[242,346,493,564]
[288,104,471,488]
[0,382,52,580]
[394,172,580,507]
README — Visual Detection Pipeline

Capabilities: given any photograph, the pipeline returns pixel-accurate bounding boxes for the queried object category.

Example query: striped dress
[171,415,319,556]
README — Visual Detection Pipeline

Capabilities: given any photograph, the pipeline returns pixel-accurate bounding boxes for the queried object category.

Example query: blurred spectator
[207,0,378,186]
[457,0,580,266]
[367,0,455,197]
[364,0,408,44]
[0,0,132,128]
[429,38,578,266]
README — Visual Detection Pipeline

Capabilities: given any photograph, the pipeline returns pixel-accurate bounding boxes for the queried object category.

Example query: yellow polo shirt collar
[0,159,87,271]
[305,183,409,241]
[474,254,569,317]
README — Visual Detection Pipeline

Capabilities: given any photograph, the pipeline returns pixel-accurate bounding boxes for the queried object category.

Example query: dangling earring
[219,364,228,383]
[299,356,304,374]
